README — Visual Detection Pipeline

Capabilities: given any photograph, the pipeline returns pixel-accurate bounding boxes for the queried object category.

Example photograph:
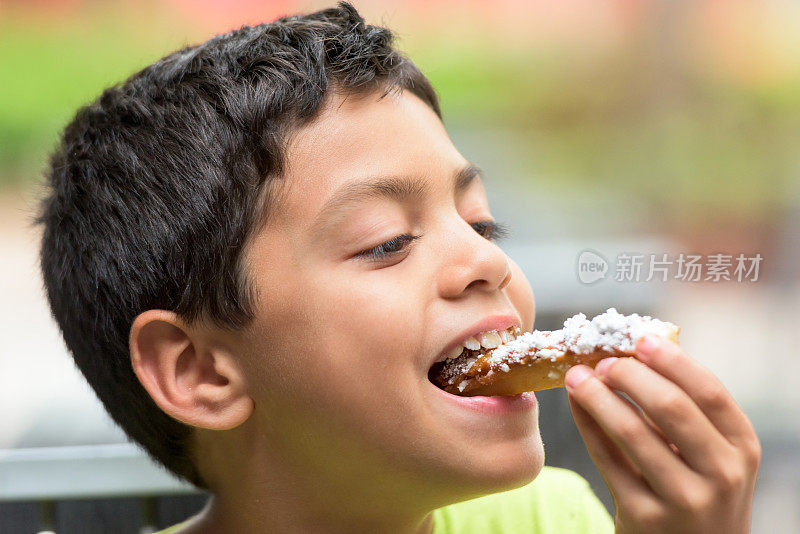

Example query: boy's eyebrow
[310,162,483,235]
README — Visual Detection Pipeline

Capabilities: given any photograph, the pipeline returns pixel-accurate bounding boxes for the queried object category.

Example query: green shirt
[155,466,614,533]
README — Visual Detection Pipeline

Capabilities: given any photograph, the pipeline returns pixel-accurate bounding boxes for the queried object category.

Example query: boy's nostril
[465,279,487,291]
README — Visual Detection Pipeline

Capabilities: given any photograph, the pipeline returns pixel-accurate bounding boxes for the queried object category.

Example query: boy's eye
[354,220,510,262]
[355,233,422,261]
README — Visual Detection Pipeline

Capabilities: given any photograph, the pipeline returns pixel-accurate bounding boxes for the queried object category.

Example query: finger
[565,365,702,502]
[594,356,737,476]
[567,391,652,504]
[624,394,679,452]
[640,408,681,456]
[635,335,759,449]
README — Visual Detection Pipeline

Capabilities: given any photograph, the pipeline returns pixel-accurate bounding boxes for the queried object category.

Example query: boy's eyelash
[355,220,511,261]
[471,220,511,241]
[355,233,422,261]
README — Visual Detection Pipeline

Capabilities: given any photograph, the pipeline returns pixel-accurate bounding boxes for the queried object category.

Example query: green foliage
[0,17,170,182]
[411,40,800,219]
[3,10,799,222]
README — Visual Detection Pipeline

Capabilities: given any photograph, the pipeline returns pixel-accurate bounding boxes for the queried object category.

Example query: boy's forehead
[272,90,460,226]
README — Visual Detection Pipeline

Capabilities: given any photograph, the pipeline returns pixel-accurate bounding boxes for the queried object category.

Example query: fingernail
[594,357,618,378]
[637,334,659,356]
[565,366,593,389]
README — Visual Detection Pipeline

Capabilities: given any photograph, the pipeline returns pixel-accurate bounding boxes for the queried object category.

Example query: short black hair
[36,1,441,487]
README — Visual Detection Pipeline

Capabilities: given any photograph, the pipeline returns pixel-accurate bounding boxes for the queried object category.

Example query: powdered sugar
[487,308,676,365]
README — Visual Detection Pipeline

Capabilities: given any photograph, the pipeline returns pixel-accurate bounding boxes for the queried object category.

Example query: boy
[37,3,760,532]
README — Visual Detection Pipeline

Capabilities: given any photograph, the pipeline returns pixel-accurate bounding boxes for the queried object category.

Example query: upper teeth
[436,326,519,363]
[463,337,481,350]
[480,331,502,349]
[444,344,463,360]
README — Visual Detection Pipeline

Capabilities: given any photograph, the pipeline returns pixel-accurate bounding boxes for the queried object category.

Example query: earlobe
[130,310,254,430]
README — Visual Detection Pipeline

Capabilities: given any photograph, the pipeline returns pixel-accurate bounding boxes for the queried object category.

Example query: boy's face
[234,89,543,501]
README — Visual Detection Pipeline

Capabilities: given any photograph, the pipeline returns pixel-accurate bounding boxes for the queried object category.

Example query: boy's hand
[564,335,761,534]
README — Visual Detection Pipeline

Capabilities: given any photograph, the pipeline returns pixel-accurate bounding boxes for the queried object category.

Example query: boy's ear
[129,310,254,430]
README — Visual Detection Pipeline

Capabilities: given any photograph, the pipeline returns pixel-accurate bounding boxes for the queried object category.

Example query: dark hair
[36,1,441,488]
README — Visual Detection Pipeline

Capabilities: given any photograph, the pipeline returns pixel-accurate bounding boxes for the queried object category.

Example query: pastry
[430,308,679,396]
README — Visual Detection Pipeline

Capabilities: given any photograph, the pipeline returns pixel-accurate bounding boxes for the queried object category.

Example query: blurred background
[1,0,798,532]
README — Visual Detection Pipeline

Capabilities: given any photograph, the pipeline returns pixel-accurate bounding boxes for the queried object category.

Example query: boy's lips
[428,378,538,414]
[430,314,522,370]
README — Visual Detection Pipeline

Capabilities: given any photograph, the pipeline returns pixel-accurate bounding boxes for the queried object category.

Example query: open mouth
[428,326,521,392]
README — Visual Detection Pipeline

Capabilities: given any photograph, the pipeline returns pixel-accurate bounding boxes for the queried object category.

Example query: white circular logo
[576,249,609,284]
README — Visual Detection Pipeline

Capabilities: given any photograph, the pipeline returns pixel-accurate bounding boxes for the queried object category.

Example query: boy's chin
[447,437,546,497]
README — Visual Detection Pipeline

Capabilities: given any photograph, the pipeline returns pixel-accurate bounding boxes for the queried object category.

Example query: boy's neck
[188,424,439,534]
[191,495,435,534]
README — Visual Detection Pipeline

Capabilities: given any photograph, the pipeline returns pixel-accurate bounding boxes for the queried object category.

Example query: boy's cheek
[505,257,535,332]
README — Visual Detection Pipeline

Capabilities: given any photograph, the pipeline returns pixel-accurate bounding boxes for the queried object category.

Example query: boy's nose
[436,221,512,298]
